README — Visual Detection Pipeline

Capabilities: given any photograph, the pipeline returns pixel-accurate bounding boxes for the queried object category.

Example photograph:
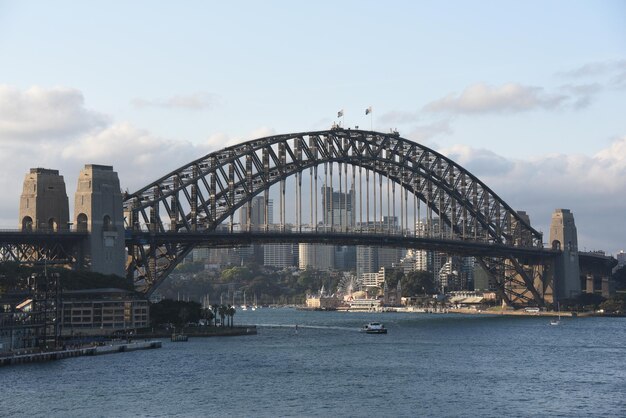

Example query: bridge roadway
[2,229,613,267]
[0,230,88,245]
[125,230,560,261]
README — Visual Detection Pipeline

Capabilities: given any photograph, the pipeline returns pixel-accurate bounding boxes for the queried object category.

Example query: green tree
[218,304,227,327]
[150,300,202,328]
[211,304,220,327]
[599,294,626,314]
[613,266,626,291]
[402,271,435,296]
[227,305,236,327]
[201,307,214,326]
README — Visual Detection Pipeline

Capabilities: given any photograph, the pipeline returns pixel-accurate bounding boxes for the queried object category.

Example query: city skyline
[0,1,624,254]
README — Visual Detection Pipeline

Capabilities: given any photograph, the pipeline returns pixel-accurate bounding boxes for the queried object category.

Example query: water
[2,309,625,417]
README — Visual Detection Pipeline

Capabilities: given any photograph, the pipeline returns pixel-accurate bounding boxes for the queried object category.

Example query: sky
[0,1,624,254]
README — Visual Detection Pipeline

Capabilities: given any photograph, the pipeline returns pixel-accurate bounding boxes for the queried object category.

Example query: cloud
[404,119,454,147]
[378,110,422,125]
[131,92,222,110]
[424,83,568,114]
[0,85,109,140]
[438,144,511,176]
[0,84,623,254]
[558,83,603,109]
[557,59,626,78]
[558,59,626,89]
[438,136,626,253]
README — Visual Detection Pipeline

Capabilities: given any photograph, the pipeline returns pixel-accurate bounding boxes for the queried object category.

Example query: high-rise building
[616,250,625,268]
[264,225,296,268]
[356,245,378,278]
[264,243,296,268]
[240,196,273,230]
[355,217,403,278]
[299,243,335,271]
[239,196,273,265]
[298,186,356,272]
[321,186,355,229]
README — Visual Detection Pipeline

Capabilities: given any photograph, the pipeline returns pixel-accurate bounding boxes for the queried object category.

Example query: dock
[0,340,162,367]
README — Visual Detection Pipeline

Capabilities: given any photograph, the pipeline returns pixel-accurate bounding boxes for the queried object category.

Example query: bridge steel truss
[124,129,553,305]
[0,231,86,266]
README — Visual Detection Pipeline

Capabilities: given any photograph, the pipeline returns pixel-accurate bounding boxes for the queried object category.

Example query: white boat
[361,322,387,334]
[550,303,561,326]
[241,291,248,310]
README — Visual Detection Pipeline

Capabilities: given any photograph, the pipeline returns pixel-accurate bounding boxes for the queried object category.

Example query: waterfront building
[305,288,343,310]
[61,288,149,336]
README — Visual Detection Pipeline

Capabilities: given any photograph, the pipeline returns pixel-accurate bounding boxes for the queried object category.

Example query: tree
[218,305,227,327]
[201,307,214,326]
[211,304,220,327]
[149,300,202,328]
[613,266,626,291]
[402,271,435,296]
[227,305,236,327]
[599,294,626,314]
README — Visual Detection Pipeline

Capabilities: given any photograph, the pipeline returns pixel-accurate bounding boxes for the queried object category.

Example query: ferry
[361,322,387,334]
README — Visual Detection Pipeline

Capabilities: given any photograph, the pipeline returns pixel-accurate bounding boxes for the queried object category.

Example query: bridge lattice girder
[123,129,544,294]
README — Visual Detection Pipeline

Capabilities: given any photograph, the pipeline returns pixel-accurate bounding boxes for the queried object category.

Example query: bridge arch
[123,129,544,295]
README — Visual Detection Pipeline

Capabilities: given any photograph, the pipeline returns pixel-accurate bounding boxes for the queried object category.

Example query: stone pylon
[549,209,580,301]
[19,168,69,231]
[73,164,126,277]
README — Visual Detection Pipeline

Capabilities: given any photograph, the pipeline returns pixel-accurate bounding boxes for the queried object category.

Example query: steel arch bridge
[124,128,555,306]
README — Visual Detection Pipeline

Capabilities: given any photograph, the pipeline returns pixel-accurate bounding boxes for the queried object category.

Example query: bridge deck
[126,230,559,260]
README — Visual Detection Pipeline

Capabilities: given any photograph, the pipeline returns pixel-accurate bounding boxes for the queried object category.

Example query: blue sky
[0,1,625,253]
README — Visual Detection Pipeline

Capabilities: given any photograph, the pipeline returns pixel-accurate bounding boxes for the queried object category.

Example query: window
[77,213,88,232]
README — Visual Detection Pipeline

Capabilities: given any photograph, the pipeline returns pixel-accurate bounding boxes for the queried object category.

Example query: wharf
[138,325,257,339]
[0,340,162,367]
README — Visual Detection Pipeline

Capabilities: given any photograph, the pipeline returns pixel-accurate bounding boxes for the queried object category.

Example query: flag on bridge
[365,106,372,115]
[337,109,344,118]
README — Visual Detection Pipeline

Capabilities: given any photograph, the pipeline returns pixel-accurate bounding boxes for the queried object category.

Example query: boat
[171,334,188,342]
[550,303,561,326]
[361,322,387,334]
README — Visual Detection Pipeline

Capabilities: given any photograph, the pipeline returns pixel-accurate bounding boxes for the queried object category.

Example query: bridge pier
[549,209,581,302]
[73,165,126,277]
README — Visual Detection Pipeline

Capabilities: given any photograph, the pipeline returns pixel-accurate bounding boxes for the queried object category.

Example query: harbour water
[2,309,625,417]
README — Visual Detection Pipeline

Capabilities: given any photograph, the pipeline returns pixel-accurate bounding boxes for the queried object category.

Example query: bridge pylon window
[77,213,88,232]
[22,216,33,231]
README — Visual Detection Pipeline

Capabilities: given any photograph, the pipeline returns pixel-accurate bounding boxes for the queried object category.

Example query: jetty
[1,340,162,367]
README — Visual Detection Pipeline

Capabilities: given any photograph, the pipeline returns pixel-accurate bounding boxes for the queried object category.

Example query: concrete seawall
[1,340,162,367]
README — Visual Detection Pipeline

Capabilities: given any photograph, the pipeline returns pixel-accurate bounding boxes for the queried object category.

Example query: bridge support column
[19,168,70,232]
[549,209,580,302]
[74,165,126,277]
